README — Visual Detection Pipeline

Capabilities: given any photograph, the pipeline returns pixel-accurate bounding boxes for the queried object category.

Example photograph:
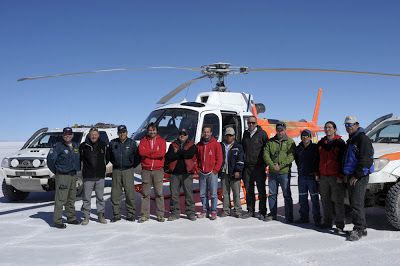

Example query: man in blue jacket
[47,127,81,229]
[109,125,140,222]
[343,116,374,241]
[220,127,245,218]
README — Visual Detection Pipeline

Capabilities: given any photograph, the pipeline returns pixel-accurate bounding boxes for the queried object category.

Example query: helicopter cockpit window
[368,122,400,144]
[203,113,220,140]
[133,109,198,142]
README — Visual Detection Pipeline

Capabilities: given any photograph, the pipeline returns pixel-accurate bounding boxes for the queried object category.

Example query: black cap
[301,129,312,137]
[276,122,286,132]
[63,127,73,135]
[179,129,188,136]
[117,125,127,133]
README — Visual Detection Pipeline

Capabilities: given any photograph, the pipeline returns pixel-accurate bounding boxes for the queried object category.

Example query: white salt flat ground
[0,142,399,265]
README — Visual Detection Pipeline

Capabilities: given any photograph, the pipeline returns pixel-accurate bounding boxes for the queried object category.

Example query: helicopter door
[199,111,222,142]
[221,112,242,142]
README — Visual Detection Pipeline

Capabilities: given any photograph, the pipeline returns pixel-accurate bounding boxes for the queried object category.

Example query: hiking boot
[241,211,255,219]
[126,216,135,222]
[168,215,180,221]
[67,219,81,225]
[347,230,363,241]
[210,211,217,220]
[294,217,309,224]
[197,212,207,219]
[54,223,66,229]
[98,213,107,224]
[157,216,165,222]
[111,216,121,223]
[187,214,197,221]
[138,216,149,223]
[81,217,90,226]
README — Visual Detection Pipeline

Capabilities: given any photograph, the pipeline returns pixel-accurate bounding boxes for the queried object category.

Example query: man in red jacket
[196,125,223,220]
[138,123,167,223]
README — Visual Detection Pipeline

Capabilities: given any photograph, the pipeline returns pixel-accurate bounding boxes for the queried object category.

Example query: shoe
[347,230,363,241]
[266,213,277,221]
[219,212,229,218]
[241,211,255,219]
[138,216,149,223]
[126,216,136,222]
[210,211,217,220]
[187,215,197,221]
[168,215,180,221]
[314,220,321,227]
[258,214,265,221]
[98,213,107,224]
[333,227,345,234]
[54,223,66,229]
[232,212,242,218]
[67,219,81,225]
[294,217,309,224]
[197,212,207,219]
[361,229,368,236]
[263,215,273,222]
[111,216,121,223]
[81,217,90,226]
[285,219,294,224]
[157,216,165,222]
[318,223,333,229]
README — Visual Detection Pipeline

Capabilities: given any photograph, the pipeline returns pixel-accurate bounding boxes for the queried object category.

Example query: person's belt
[57,171,77,176]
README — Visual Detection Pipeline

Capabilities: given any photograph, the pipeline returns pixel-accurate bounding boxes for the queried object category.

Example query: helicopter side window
[370,122,400,144]
[203,113,220,140]
[222,112,242,142]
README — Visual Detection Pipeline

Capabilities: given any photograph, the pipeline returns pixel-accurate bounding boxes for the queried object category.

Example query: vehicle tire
[2,179,29,201]
[385,181,400,230]
[76,176,83,198]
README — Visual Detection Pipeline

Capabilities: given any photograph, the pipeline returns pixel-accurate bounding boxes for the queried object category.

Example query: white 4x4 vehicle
[1,124,118,201]
[365,114,400,229]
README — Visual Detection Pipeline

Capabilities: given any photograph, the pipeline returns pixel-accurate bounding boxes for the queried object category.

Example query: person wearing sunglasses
[343,116,374,241]
[241,116,269,220]
[164,129,197,221]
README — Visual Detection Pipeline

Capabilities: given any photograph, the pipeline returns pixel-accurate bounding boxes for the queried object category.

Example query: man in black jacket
[165,129,197,221]
[79,128,110,225]
[109,125,140,222]
[343,116,374,241]
[241,116,269,220]
[294,129,321,225]
[220,127,245,218]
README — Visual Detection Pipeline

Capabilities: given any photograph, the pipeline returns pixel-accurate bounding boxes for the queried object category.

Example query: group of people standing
[47,115,373,242]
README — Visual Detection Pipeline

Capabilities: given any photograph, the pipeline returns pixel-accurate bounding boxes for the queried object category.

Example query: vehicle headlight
[374,158,390,172]
[1,158,9,167]
[10,159,19,168]
[32,159,41,168]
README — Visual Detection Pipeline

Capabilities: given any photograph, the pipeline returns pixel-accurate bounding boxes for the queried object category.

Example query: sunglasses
[301,135,311,138]
[345,123,355,128]
[247,121,256,125]
[179,132,187,136]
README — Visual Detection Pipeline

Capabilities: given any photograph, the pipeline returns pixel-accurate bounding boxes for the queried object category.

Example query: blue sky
[0,0,399,141]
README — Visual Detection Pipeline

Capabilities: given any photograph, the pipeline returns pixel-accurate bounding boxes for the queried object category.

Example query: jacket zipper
[151,137,155,170]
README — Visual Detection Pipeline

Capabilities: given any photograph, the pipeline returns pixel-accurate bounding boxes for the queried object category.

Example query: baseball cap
[276,122,286,132]
[179,129,188,136]
[117,125,127,133]
[344,116,358,124]
[225,127,235,136]
[63,127,73,135]
[301,129,312,137]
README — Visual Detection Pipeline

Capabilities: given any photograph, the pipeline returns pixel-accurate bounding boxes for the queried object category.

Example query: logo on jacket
[209,150,213,155]
[74,148,79,154]
[64,150,69,154]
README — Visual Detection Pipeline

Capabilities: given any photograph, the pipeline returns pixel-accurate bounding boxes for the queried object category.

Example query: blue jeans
[199,172,219,213]
[298,176,321,222]
[268,173,293,221]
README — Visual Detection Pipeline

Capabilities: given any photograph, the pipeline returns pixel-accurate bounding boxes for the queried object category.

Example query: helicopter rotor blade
[247,68,400,77]
[157,74,208,104]
[17,66,200,82]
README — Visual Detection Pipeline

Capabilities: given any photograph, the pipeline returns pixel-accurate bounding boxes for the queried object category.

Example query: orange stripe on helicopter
[252,88,324,138]
[380,152,400,161]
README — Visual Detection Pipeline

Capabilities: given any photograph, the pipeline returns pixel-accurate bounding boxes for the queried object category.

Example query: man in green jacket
[263,122,295,223]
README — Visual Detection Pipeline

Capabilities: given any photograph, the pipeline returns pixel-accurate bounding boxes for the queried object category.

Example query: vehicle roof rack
[72,122,118,129]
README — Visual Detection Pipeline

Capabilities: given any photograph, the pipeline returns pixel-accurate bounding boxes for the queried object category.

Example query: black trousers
[243,165,267,216]
[349,175,369,230]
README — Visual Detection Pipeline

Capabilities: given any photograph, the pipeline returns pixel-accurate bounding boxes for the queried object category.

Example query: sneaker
[210,211,217,220]
[157,216,165,222]
[54,223,66,229]
[168,215,180,221]
[197,212,207,219]
[241,211,255,219]
[187,215,197,221]
[333,227,345,234]
[294,217,309,224]
[111,216,121,223]
[347,230,363,241]
[138,216,149,223]
[98,213,107,224]
[126,216,136,222]
[67,219,81,225]
[258,214,266,221]
[81,217,90,226]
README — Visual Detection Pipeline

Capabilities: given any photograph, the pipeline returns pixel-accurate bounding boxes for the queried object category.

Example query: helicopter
[18,62,400,144]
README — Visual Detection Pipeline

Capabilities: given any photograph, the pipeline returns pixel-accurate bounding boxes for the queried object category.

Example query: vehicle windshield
[28,132,84,148]
[367,121,400,144]
[133,108,199,142]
